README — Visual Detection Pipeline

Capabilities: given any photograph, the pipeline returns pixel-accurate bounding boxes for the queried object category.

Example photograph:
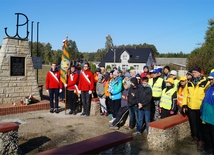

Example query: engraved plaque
[10,57,25,76]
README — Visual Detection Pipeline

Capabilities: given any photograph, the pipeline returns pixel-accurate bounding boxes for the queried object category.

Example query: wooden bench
[37,131,133,155]
[147,114,190,151]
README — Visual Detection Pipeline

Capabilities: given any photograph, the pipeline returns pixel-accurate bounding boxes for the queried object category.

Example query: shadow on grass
[19,136,51,154]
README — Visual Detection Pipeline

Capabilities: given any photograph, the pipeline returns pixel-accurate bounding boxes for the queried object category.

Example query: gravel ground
[0,109,200,155]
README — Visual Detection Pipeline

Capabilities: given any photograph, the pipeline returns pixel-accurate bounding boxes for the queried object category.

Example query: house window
[122,54,127,60]
[134,65,139,70]
[122,65,128,71]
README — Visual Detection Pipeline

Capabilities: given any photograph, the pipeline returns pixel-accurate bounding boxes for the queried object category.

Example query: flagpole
[65,34,68,115]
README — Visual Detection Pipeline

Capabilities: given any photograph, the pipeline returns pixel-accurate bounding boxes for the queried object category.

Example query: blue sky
[0,0,213,53]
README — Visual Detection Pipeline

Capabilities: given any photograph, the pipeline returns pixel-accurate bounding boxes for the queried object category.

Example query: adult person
[177,76,188,113]
[108,70,123,123]
[46,63,62,113]
[169,70,179,90]
[96,74,107,116]
[78,62,94,116]
[200,72,214,155]
[159,78,177,119]
[186,70,193,81]
[109,81,130,130]
[161,65,170,80]
[65,65,79,115]
[182,67,210,152]
[133,77,152,136]
[149,69,166,121]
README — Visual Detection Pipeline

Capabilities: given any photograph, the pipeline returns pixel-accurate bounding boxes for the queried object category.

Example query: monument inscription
[10,57,25,76]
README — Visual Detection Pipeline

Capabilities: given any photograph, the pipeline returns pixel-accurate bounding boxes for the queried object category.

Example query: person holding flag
[78,62,95,116]
[46,62,63,113]
[65,64,79,115]
[60,38,71,113]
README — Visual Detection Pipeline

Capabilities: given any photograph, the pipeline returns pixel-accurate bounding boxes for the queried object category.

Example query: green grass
[38,65,51,87]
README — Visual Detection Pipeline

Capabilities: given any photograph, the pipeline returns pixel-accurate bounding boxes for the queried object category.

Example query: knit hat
[95,68,101,72]
[113,70,119,76]
[192,66,201,73]
[164,65,170,71]
[186,70,193,76]
[124,72,130,78]
[143,65,149,69]
[165,78,174,84]
[104,72,110,80]
[136,73,141,79]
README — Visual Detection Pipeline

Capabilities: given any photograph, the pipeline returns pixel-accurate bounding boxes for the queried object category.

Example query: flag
[60,40,70,84]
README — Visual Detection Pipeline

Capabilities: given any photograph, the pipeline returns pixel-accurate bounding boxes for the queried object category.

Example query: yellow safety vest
[160,88,176,110]
[149,77,164,98]
[173,79,179,90]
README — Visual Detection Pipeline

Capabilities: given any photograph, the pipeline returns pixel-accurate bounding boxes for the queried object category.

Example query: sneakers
[50,109,54,113]
[109,118,116,123]
[80,113,86,116]
[109,126,119,130]
[100,112,104,116]
[132,131,141,136]
[197,141,204,152]
[54,109,59,114]
[104,112,109,116]
[69,111,73,115]
[188,137,198,145]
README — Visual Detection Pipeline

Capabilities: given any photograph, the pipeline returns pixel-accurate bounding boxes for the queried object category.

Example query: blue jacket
[201,85,214,125]
[109,77,122,100]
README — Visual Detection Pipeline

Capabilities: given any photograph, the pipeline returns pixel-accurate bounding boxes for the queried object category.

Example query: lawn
[38,65,51,87]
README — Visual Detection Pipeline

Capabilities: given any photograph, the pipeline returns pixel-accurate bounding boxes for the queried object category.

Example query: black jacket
[128,77,139,106]
[137,85,152,110]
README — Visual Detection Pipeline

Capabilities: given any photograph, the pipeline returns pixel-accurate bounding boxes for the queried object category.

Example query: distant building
[155,58,187,70]
[155,58,187,77]
[99,48,155,73]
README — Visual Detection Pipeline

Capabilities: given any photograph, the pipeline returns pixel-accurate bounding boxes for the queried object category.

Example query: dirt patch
[0,109,199,155]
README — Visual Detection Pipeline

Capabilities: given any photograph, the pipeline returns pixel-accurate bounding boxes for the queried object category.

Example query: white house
[99,48,155,73]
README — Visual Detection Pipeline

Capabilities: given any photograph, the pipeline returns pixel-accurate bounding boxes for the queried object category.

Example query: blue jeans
[49,88,59,109]
[129,105,138,129]
[137,109,150,134]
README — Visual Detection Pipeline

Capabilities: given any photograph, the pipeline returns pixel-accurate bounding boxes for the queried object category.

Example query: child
[133,77,152,135]
[96,74,107,115]
[109,81,130,130]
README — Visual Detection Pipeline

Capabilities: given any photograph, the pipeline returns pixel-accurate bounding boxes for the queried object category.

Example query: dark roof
[104,48,152,63]
[98,61,105,67]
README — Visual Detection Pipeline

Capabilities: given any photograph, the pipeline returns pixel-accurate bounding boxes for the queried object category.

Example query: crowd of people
[45,62,214,154]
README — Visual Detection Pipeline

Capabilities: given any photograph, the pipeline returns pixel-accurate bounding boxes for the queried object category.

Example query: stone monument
[0,13,40,104]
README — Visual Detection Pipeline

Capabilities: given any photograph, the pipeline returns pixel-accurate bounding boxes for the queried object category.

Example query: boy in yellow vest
[177,76,187,114]
[159,78,177,119]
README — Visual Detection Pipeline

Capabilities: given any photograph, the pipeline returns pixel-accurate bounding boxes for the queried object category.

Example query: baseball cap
[165,78,174,84]
[208,72,214,79]
[180,76,187,81]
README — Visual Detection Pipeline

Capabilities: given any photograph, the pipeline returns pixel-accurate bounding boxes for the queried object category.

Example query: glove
[170,110,174,115]
[89,90,92,94]
[78,90,81,94]
[46,90,49,93]
[64,84,67,87]
[59,89,62,93]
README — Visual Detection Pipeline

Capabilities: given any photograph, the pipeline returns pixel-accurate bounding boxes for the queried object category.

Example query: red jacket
[46,69,62,89]
[67,71,79,91]
[78,69,94,91]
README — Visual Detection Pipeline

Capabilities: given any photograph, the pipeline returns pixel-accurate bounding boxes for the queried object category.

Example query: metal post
[36,22,39,83]
[31,21,34,56]
[114,48,116,67]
